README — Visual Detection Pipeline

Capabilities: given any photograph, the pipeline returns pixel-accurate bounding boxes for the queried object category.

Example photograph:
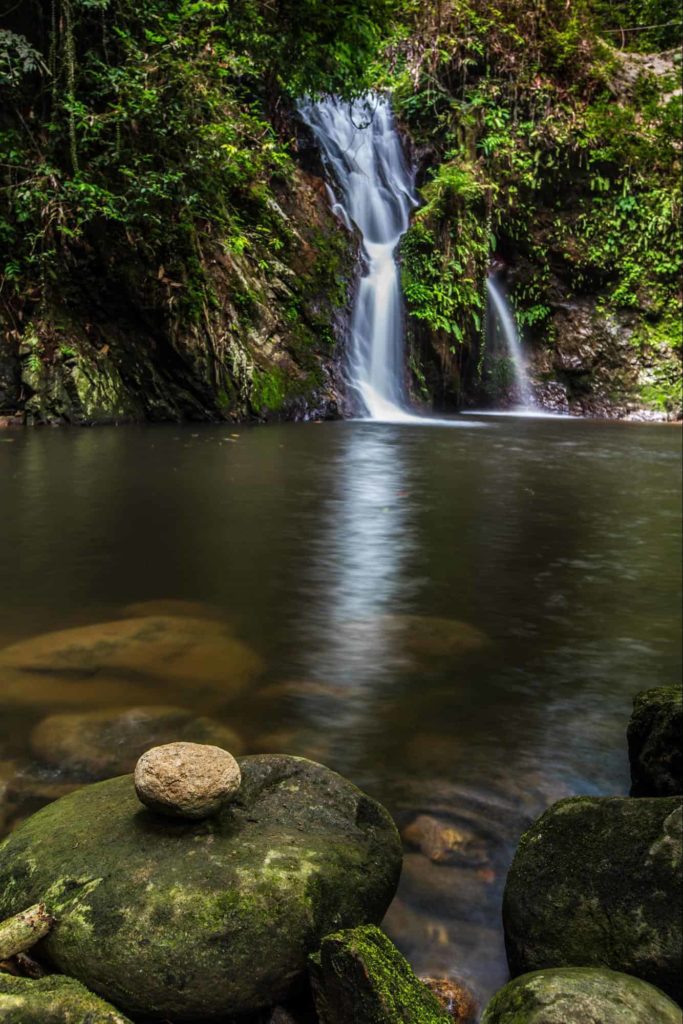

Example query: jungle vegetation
[0,0,681,416]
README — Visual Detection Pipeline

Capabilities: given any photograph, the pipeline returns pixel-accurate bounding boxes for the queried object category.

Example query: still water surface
[1,416,681,1007]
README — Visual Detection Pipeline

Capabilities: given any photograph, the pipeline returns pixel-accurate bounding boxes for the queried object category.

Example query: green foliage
[401,162,489,344]
[390,0,682,400]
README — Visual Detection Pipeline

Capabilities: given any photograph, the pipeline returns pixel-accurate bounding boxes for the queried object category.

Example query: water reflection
[296,425,420,727]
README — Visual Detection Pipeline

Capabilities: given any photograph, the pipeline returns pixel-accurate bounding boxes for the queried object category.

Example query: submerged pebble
[134,741,241,819]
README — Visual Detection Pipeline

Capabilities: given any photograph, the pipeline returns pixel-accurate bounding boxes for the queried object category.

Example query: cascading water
[486,274,536,409]
[299,95,418,421]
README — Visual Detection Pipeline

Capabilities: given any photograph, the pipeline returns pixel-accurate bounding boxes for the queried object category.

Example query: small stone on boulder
[134,741,241,819]
[480,967,682,1024]
[309,925,452,1023]
[628,686,683,796]
[503,796,683,1002]
[0,974,133,1024]
[30,706,243,780]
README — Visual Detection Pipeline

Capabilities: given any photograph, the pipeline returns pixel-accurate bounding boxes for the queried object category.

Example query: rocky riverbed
[0,684,680,1023]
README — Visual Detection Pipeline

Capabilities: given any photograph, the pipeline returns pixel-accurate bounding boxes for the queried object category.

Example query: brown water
[0,415,681,1007]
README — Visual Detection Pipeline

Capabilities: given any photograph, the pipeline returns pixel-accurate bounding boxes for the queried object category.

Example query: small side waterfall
[486,274,536,409]
[299,95,418,421]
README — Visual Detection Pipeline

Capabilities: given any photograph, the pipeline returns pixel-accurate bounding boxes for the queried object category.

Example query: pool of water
[0,415,681,1008]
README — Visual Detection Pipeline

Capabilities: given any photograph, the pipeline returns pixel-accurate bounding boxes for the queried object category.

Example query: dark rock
[503,796,683,1002]
[480,967,682,1024]
[0,755,402,1021]
[0,973,133,1023]
[30,706,244,780]
[628,686,683,796]
[309,925,451,1023]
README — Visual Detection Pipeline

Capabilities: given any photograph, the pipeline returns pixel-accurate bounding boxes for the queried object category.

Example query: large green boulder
[480,967,682,1024]
[628,686,683,796]
[0,755,402,1022]
[0,974,133,1024]
[309,925,451,1024]
[503,796,682,1002]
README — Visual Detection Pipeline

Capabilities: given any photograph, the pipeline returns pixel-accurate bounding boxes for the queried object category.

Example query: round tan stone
[134,741,241,819]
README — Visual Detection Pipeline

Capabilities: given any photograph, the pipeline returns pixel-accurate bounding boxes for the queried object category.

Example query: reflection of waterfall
[299,96,418,421]
[297,427,419,727]
[487,274,535,409]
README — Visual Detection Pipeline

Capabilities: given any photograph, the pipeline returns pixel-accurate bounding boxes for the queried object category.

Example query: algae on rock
[0,756,402,1021]
[309,924,452,1024]
[480,967,683,1024]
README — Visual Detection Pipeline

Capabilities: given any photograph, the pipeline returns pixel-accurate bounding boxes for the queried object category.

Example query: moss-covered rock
[0,973,133,1024]
[480,967,682,1024]
[628,687,683,796]
[30,706,243,780]
[309,925,451,1023]
[503,796,683,1002]
[0,755,402,1022]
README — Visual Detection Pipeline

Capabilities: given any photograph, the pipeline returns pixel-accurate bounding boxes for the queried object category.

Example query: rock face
[309,925,451,1024]
[30,706,243,780]
[0,974,133,1024]
[480,967,682,1024]
[0,755,402,1021]
[134,742,241,819]
[628,686,683,796]
[503,796,683,1002]
[0,616,262,710]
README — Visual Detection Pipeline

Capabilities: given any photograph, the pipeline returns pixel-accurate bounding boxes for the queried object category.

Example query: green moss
[250,367,289,413]
[481,967,682,1024]
[310,924,451,1023]
[0,974,133,1024]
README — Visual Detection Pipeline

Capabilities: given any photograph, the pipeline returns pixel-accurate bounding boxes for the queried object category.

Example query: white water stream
[486,274,536,410]
[299,95,419,421]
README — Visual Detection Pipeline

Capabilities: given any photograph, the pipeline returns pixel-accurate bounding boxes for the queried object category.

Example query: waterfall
[299,95,418,421]
[486,274,536,409]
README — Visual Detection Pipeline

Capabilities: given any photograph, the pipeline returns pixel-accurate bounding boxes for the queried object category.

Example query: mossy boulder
[628,686,683,796]
[480,967,682,1024]
[0,755,402,1022]
[503,797,683,1002]
[30,706,243,780]
[309,925,451,1023]
[0,973,133,1023]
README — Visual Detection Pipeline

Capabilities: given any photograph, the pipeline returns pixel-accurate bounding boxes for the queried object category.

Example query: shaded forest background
[0,0,680,422]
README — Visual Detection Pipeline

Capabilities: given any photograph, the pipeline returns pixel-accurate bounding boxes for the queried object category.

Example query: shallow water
[0,416,681,1007]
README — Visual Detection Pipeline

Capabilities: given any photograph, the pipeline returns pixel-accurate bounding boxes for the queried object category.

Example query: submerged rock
[0,973,133,1024]
[402,815,489,867]
[30,706,243,780]
[309,925,451,1024]
[0,755,402,1021]
[348,615,487,666]
[134,741,241,819]
[120,599,227,621]
[503,796,683,1002]
[421,977,478,1023]
[0,616,262,710]
[480,967,682,1024]
[628,686,683,796]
